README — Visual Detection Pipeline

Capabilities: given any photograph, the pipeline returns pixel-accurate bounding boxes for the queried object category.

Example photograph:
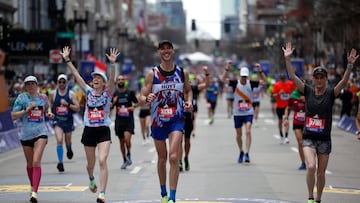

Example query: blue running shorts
[234,115,253,129]
[151,121,185,141]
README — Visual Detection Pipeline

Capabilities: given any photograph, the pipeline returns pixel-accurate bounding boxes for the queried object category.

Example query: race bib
[27,107,44,122]
[305,117,325,133]
[294,111,305,122]
[88,108,105,124]
[56,106,69,116]
[238,101,251,111]
[158,107,176,118]
[280,93,290,101]
[117,105,130,117]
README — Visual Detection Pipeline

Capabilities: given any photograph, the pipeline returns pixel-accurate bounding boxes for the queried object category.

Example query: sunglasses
[58,81,66,84]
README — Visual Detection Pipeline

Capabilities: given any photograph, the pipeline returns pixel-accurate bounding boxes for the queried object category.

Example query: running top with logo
[12,93,51,141]
[303,84,335,141]
[288,89,305,125]
[229,80,260,116]
[272,80,296,108]
[224,84,234,100]
[252,86,261,103]
[150,65,185,127]
[206,84,219,102]
[113,89,138,122]
[83,85,112,127]
[52,88,74,125]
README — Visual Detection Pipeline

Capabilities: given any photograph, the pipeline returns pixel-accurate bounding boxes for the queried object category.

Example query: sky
[182,0,221,39]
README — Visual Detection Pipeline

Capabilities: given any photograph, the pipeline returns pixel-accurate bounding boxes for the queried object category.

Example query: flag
[136,10,146,35]
[86,53,107,74]
[80,61,95,83]
[95,60,107,74]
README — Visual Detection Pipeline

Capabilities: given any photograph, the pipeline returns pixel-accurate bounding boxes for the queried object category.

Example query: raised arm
[61,46,87,90]
[254,63,267,85]
[334,48,359,97]
[282,42,304,92]
[105,48,120,95]
[198,65,210,91]
[221,61,232,84]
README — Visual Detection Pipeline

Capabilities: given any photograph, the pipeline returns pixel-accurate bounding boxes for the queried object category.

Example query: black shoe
[96,197,105,203]
[57,162,64,172]
[184,157,190,171]
[30,196,38,203]
[179,160,183,172]
[67,149,73,160]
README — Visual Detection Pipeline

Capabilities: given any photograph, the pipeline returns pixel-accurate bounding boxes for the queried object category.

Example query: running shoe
[184,157,190,171]
[161,196,168,203]
[284,137,290,144]
[244,153,250,163]
[30,192,38,203]
[209,117,214,125]
[178,160,183,172]
[67,149,74,160]
[57,162,64,172]
[238,151,244,163]
[298,163,306,170]
[96,192,105,203]
[168,200,174,203]
[126,154,132,166]
[120,162,128,169]
[89,179,98,193]
[307,199,315,203]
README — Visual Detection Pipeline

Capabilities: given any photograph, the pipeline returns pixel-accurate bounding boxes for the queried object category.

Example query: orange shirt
[272,80,296,108]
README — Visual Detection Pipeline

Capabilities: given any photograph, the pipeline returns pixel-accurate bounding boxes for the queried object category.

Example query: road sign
[56,32,75,39]
[49,49,63,64]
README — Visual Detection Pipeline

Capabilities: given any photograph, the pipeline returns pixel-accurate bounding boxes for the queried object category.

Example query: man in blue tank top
[49,74,80,172]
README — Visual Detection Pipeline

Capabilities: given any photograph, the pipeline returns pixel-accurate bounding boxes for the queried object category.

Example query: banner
[336,115,357,135]
[79,61,95,83]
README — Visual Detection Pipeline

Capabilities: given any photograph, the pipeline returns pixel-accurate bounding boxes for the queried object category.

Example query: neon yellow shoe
[161,196,168,203]
[89,179,98,193]
[307,199,315,203]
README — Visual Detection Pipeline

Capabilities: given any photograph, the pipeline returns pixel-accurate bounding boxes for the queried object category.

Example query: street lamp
[73,1,90,61]
[95,13,110,61]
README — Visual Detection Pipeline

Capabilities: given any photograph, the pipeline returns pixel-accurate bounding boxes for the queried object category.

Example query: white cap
[57,74,67,81]
[91,71,108,83]
[240,67,249,77]
[24,76,38,84]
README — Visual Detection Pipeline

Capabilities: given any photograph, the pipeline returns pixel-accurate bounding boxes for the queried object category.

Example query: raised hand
[282,42,295,58]
[347,48,359,64]
[61,46,71,60]
[105,48,120,64]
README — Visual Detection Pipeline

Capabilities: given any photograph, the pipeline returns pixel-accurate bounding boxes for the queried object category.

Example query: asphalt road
[0,94,359,203]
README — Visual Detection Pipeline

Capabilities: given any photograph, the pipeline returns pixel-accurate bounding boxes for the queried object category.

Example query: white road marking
[130,166,142,174]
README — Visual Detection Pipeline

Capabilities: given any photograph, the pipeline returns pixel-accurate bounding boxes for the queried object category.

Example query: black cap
[312,67,328,77]
[158,40,173,49]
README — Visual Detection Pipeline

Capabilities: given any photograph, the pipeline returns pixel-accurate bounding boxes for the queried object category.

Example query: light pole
[118,28,128,74]
[95,13,110,61]
[73,1,90,61]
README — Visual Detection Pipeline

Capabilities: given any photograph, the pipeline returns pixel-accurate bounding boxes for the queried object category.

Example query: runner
[272,73,296,144]
[61,46,119,203]
[179,65,210,171]
[111,75,138,169]
[283,42,358,203]
[139,40,192,203]
[12,75,55,203]
[221,61,267,163]
[49,74,80,172]
[206,78,219,125]
[283,88,306,170]
[138,103,151,145]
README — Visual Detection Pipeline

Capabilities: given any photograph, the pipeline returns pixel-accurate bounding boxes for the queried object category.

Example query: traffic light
[191,19,196,31]
[224,21,230,33]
